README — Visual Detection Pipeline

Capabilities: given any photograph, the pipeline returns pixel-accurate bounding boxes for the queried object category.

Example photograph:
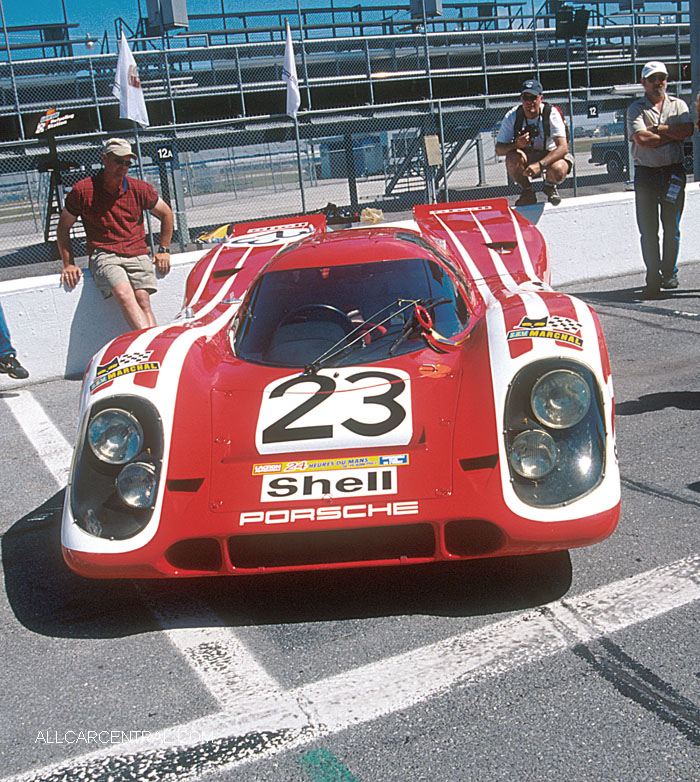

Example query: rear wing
[414,199,549,287]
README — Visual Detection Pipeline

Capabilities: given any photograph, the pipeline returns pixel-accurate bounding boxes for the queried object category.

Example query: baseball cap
[641,61,668,80]
[103,137,136,158]
[521,78,543,96]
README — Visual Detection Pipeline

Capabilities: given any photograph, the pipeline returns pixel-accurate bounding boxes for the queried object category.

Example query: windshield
[232,257,470,368]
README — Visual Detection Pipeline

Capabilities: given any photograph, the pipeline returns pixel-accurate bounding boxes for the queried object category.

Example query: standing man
[57,138,174,330]
[496,78,573,207]
[627,61,693,299]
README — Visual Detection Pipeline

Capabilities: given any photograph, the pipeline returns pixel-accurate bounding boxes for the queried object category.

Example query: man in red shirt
[57,138,174,330]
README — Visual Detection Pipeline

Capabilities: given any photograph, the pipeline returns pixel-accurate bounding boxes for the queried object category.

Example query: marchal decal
[90,350,160,393]
[507,315,583,348]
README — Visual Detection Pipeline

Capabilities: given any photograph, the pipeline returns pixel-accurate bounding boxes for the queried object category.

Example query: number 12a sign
[255,368,413,454]
[156,146,173,161]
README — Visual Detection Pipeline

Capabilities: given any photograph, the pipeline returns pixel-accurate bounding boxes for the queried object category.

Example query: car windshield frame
[231,256,471,368]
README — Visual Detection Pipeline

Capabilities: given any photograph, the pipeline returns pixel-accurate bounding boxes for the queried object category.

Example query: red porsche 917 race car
[62,199,620,578]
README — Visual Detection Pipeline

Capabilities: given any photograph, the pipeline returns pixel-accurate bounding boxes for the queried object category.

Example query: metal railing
[1,80,694,269]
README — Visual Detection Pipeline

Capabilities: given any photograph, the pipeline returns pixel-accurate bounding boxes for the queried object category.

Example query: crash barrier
[1,85,693,269]
[2,188,700,390]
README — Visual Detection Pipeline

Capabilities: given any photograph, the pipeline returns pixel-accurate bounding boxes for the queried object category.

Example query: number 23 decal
[256,368,413,454]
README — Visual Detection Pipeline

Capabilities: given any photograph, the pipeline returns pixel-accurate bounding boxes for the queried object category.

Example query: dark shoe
[515,188,537,207]
[636,286,661,301]
[660,275,679,289]
[543,183,562,205]
[0,354,29,379]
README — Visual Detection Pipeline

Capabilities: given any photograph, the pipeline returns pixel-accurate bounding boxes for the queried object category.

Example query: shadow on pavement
[616,391,700,416]
[3,490,572,639]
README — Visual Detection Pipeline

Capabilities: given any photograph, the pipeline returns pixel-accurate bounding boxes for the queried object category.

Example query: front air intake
[444,519,505,557]
[228,524,436,569]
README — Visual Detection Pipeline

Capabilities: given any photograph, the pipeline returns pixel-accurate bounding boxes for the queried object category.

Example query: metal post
[162,44,176,124]
[365,38,375,105]
[476,137,486,186]
[531,0,539,78]
[0,0,25,140]
[437,99,449,202]
[132,123,156,257]
[566,40,577,197]
[344,133,358,211]
[691,0,700,182]
[296,0,312,109]
[480,33,489,105]
[293,117,307,213]
[170,150,188,251]
[87,53,103,132]
[234,47,246,117]
[421,0,433,101]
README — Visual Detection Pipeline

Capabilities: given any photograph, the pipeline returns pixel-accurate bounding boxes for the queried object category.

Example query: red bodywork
[63,201,620,578]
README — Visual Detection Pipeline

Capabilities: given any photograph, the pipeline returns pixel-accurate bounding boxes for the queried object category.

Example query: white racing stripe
[7,554,700,782]
[4,392,73,487]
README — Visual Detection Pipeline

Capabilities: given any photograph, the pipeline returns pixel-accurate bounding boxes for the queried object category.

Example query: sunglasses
[647,74,667,83]
[521,94,539,102]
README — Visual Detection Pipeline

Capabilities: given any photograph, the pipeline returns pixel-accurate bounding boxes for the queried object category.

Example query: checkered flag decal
[547,316,581,334]
[119,350,153,366]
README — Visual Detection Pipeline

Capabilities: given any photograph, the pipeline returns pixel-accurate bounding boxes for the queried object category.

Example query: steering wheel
[280,304,355,333]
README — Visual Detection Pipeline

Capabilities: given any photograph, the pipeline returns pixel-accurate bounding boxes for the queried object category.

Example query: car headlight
[504,359,607,507]
[116,462,157,508]
[510,430,558,479]
[531,369,591,429]
[88,408,144,465]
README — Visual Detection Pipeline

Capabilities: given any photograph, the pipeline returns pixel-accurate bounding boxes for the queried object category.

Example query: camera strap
[514,103,552,141]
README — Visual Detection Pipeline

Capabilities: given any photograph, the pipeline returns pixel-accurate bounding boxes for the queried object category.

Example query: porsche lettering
[239,500,420,526]
[261,467,397,502]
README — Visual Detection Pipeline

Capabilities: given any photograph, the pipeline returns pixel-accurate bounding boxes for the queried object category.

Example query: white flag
[282,20,301,119]
[112,30,150,127]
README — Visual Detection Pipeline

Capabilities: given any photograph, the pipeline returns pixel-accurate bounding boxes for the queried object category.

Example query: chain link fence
[0,3,693,269]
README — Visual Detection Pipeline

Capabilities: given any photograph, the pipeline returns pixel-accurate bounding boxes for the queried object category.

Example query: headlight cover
[504,359,607,507]
[116,461,157,508]
[88,408,143,465]
[510,430,558,479]
[72,397,163,539]
[531,369,591,429]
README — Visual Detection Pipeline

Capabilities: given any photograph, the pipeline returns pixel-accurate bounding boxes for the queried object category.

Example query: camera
[523,123,539,139]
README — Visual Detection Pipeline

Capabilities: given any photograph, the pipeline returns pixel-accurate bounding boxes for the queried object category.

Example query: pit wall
[2,189,699,390]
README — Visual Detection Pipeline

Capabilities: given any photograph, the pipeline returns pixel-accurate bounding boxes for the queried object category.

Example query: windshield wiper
[388,296,450,356]
[304,296,450,373]
[304,299,409,374]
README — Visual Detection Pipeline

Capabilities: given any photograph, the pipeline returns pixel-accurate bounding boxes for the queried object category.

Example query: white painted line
[3,389,303,741]
[3,392,73,488]
[8,554,700,782]
[295,554,700,731]
[136,587,310,735]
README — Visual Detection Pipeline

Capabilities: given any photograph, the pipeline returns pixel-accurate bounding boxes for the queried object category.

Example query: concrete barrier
[2,188,699,390]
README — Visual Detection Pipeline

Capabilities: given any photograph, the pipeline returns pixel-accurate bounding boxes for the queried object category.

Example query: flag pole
[283,17,305,214]
[293,115,306,213]
[132,121,155,256]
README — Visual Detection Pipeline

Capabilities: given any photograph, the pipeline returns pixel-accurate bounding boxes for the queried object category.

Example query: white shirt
[496,103,566,152]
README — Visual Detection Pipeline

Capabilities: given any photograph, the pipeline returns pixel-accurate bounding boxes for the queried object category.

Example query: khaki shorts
[90,250,157,300]
[525,148,575,175]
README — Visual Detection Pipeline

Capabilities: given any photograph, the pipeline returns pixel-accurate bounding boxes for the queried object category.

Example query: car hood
[207,353,463,511]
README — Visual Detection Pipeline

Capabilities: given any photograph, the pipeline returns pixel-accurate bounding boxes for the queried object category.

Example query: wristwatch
[158,245,170,254]
[651,124,660,133]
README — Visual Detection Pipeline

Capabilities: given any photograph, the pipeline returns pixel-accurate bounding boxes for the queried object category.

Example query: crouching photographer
[495,78,574,207]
